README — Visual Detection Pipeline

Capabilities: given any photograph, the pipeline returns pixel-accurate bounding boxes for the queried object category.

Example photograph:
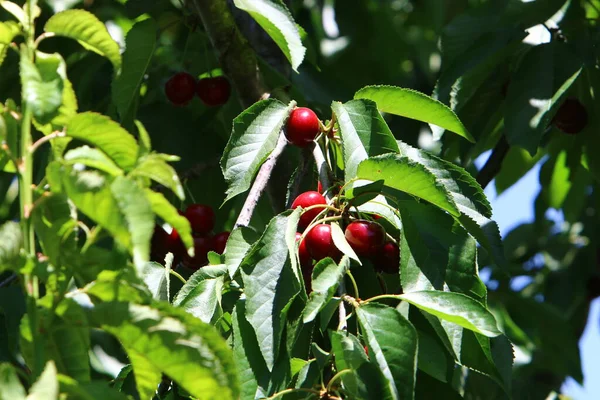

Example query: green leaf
[399,291,501,337]
[0,21,20,67]
[0,363,26,400]
[134,120,152,158]
[110,176,154,268]
[233,0,305,71]
[173,265,227,323]
[66,112,139,171]
[64,146,123,176]
[504,42,582,155]
[495,147,544,195]
[0,221,22,273]
[355,85,474,142]
[144,190,193,256]
[240,213,302,370]
[44,9,122,71]
[0,106,18,172]
[27,361,58,400]
[58,375,130,400]
[357,154,460,217]
[221,99,292,203]
[0,2,27,27]
[225,226,259,278]
[331,99,399,181]
[112,18,157,126]
[139,262,169,301]
[303,256,350,323]
[540,151,572,209]
[356,303,418,400]
[130,153,184,200]
[330,223,360,264]
[20,50,65,125]
[91,301,239,400]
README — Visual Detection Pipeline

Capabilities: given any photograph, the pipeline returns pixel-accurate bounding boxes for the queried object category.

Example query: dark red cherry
[183,234,214,270]
[305,224,340,261]
[196,76,231,106]
[185,204,215,235]
[344,220,385,257]
[291,191,327,231]
[212,231,230,254]
[552,97,588,135]
[375,241,400,274]
[295,232,312,269]
[165,72,196,106]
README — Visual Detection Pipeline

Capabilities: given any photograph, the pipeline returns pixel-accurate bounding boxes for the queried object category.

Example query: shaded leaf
[130,153,184,200]
[303,256,350,323]
[144,190,193,256]
[64,146,123,176]
[0,222,22,273]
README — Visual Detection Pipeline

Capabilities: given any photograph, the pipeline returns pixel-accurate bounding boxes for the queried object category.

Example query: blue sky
[476,154,600,399]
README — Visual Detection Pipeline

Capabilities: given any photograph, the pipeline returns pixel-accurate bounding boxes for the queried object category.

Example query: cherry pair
[165,72,231,107]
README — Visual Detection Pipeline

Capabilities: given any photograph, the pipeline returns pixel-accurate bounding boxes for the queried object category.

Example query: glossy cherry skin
[165,72,196,106]
[295,232,312,269]
[375,241,400,274]
[291,191,327,231]
[196,76,231,106]
[344,220,385,257]
[285,107,320,147]
[183,234,214,270]
[305,224,340,261]
[212,231,230,254]
[185,204,216,235]
[552,97,588,135]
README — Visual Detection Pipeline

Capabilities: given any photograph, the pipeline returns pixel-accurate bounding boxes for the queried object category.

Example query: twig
[285,146,314,208]
[234,133,288,228]
[476,136,510,190]
[0,274,17,288]
[29,131,66,154]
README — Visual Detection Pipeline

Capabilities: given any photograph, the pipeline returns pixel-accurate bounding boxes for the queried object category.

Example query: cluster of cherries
[151,204,229,270]
[165,72,231,107]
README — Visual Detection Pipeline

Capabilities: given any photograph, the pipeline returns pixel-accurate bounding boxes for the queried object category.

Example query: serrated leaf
[331,99,399,181]
[110,176,154,269]
[139,262,169,301]
[0,21,20,67]
[221,99,292,203]
[112,18,157,127]
[225,226,259,278]
[357,154,460,217]
[20,50,65,125]
[144,190,193,256]
[400,291,501,337]
[239,213,301,370]
[173,265,227,323]
[66,112,139,171]
[64,146,123,176]
[0,221,22,273]
[0,363,26,400]
[27,361,58,400]
[356,303,418,400]
[504,42,582,155]
[91,301,239,400]
[44,9,122,71]
[130,153,184,200]
[303,256,350,323]
[355,85,474,142]
[233,0,305,71]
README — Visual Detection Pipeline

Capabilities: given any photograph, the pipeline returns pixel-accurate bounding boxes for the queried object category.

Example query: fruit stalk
[476,135,510,190]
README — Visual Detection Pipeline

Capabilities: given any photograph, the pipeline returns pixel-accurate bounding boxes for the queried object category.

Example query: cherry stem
[346,270,360,300]
[264,388,321,399]
[29,130,66,154]
[362,294,403,304]
[326,369,352,392]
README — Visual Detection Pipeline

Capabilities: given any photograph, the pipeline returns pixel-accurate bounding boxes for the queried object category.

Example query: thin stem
[33,32,55,49]
[29,130,66,154]
[362,294,402,304]
[264,388,321,400]
[346,270,360,300]
[476,136,509,190]
[169,268,187,285]
[326,369,352,392]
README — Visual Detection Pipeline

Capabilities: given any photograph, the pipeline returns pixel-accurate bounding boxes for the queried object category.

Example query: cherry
[212,231,230,254]
[305,224,340,261]
[375,241,400,274]
[552,97,588,135]
[167,227,186,267]
[344,220,385,257]
[295,232,312,269]
[196,76,231,106]
[291,191,327,231]
[165,72,196,106]
[183,234,214,270]
[185,204,215,235]
[285,107,321,147]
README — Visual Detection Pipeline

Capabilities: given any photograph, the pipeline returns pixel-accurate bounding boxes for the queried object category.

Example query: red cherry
[165,72,196,106]
[185,204,215,235]
[552,97,588,135]
[295,232,312,269]
[183,234,214,270]
[291,191,327,231]
[305,224,340,261]
[196,76,231,106]
[344,220,385,257]
[212,231,230,254]
[285,107,321,147]
[375,241,400,274]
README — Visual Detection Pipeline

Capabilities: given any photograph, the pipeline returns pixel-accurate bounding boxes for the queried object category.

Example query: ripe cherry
[185,204,215,235]
[183,234,213,270]
[165,72,196,106]
[291,191,327,231]
[212,231,230,254]
[376,241,400,274]
[285,107,321,147]
[305,224,340,261]
[344,220,385,257]
[295,232,312,269]
[552,97,588,135]
[196,76,231,106]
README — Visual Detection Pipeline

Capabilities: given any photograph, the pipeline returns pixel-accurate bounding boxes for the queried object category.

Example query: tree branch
[476,136,510,190]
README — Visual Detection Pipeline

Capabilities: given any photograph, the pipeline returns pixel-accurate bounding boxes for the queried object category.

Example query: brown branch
[476,136,510,190]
